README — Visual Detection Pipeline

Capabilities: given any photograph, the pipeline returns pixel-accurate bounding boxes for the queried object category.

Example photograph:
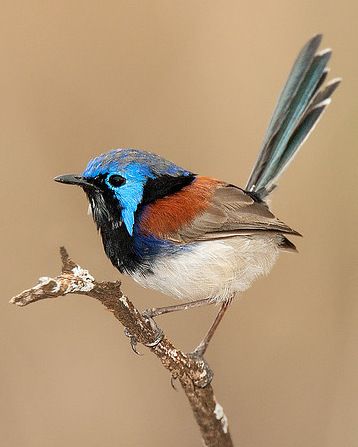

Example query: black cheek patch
[141,174,196,205]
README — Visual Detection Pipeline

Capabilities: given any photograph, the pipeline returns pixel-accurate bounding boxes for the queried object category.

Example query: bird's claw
[142,307,156,319]
[170,373,179,391]
[124,311,164,355]
[142,310,164,348]
[124,328,143,355]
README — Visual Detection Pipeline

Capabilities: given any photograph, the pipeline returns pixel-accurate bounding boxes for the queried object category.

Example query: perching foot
[142,310,164,347]
[187,350,214,387]
[124,328,142,355]
[124,310,164,354]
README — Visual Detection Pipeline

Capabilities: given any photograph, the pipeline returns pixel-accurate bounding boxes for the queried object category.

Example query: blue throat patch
[111,163,154,235]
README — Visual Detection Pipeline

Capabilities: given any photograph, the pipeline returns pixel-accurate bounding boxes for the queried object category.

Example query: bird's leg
[140,299,214,351]
[143,297,215,319]
[191,297,233,358]
[125,299,214,355]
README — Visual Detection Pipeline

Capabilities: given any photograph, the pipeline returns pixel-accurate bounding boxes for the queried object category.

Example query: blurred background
[1,1,357,446]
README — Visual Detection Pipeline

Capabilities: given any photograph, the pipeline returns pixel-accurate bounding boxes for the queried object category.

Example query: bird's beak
[54,174,95,188]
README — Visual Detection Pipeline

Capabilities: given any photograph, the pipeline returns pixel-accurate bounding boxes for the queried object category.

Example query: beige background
[1,1,357,446]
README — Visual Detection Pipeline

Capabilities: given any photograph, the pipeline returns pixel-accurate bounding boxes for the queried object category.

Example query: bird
[55,35,340,357]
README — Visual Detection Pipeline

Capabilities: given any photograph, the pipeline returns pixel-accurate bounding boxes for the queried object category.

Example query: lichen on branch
[10,247,233,447]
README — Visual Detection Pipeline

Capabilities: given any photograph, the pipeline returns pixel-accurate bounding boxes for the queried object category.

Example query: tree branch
[10,247,233,447]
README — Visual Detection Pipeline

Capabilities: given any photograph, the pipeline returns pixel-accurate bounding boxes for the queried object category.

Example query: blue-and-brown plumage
[55,35,340,351]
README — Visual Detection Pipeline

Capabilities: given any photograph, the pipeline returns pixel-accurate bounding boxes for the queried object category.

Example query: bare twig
[10,247,233,447]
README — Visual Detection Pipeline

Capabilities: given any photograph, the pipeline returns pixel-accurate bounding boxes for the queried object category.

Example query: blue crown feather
[82,148,192,235]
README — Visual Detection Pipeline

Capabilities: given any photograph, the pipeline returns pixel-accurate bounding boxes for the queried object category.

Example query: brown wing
[139,178,300,244]
[172,183,300,243]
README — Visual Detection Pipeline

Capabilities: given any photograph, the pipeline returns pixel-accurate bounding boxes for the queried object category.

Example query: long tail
[246,34,341,200]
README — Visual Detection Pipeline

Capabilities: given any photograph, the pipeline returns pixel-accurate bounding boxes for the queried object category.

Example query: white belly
[131,235,281,302]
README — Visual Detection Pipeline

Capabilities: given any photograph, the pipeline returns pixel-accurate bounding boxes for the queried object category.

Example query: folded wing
[139,178,299,244]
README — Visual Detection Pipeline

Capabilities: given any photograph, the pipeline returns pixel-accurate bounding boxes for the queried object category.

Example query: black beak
[54,174,95,188]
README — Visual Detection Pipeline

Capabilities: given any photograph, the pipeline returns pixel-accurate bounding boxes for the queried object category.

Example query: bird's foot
[170,372,179,391]
[190,340,207,359]
[142,309,164,347]
[124,328,142,355]
[124,310,164,355]
[141,307,159,319]
[187,349,214,388]
[124,329,141,355]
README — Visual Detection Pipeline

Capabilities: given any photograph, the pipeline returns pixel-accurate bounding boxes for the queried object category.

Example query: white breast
[131,235,281,303]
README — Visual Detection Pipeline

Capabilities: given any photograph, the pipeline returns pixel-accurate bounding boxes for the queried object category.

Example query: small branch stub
[10,247,95,307]
[10,247,233,447]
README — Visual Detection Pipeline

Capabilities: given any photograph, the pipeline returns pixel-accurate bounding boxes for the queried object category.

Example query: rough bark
[10,247,233,447]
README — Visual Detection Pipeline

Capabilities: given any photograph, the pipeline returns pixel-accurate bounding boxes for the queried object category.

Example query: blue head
[55,148,194,272]
[81,148,193,235]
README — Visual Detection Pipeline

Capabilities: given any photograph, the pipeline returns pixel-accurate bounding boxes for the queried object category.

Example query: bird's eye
[108,175,126,187]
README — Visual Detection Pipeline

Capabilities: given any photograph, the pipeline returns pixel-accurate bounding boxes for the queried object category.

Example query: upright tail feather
[246,35,341,200]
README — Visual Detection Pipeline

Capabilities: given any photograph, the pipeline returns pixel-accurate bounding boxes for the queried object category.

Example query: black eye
[108,175,126,187]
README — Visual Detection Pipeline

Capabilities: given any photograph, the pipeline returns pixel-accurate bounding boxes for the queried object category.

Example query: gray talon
[144,328,164,347]
[142,308,155,319]
[170,374,179,391]
[124,328,142,355]
[124,311,164,353]
[141,311,164,347]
